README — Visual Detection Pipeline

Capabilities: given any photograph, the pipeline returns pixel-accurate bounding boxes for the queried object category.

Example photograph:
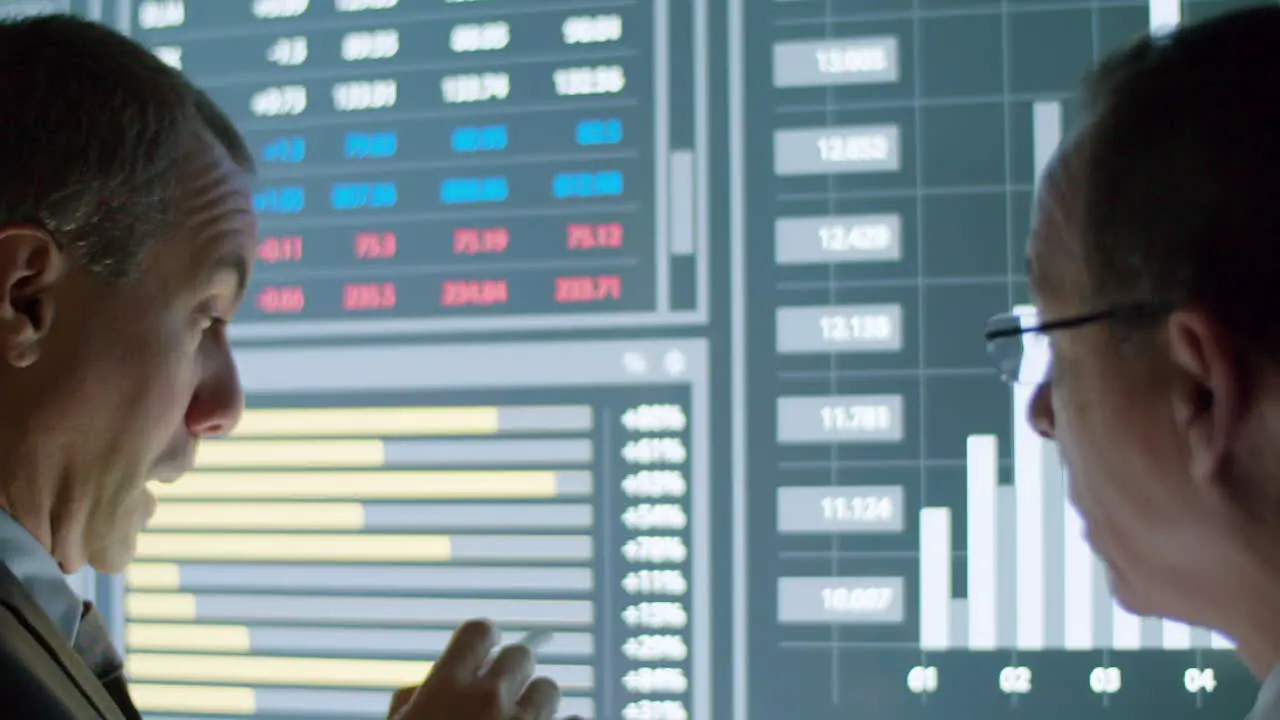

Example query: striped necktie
[72,600,139,719]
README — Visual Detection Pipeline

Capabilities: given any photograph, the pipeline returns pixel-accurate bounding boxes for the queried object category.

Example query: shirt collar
[1251,665,1280,720]
[0,510,83,642]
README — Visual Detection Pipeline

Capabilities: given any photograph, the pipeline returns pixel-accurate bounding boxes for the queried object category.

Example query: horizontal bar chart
[146,502,594,531]
[125,563,595,593]
[131,683,596,718]
[149,470,592,499]
[126,623,596,658]
[126,653,595,690]
[134,533,593,563]
[230,405,594,437]
[195,437,594,468]
[117,373,706,720]
[125,593,596,626]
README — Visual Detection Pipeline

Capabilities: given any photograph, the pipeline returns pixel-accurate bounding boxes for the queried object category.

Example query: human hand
[387,619,582,720]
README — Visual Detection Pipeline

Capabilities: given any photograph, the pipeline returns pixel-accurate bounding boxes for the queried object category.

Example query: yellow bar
[127,653,431,689]
[135,533,452,562]
[150,470,561,500]
[125,563,182,590]
[195,439,385,468]
[127,623,251,653]
[126,593,197,621]
[130,683,256,714]
[234,406,501,437]
[147,502,366,530]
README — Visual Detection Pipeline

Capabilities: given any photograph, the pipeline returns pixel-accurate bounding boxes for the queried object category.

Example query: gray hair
[0,13,253,282]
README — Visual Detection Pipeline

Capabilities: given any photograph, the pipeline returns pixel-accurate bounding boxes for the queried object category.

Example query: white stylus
[514,629,553,652]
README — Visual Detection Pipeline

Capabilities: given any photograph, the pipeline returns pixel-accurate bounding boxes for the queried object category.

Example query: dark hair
[0,13,253,282]
[1077,5,1280,357]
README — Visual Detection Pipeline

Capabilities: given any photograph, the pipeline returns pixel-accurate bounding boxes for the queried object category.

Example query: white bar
[1032,101,1064,190]
[1149,0,1181,33]
[1163,620,1193,650]
[966,434,999,650]
[920,507,952,651]
[1064,502,1093,649]
[1013,307,1047,650]
[1211,632,1235,649]
[1112,602,1142,650]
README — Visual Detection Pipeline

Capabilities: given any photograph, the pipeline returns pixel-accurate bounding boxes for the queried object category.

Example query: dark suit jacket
[0,564,137,719]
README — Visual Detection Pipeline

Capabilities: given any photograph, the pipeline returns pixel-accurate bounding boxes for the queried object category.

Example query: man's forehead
[148,129,256,293]
[1027,139,1087,302]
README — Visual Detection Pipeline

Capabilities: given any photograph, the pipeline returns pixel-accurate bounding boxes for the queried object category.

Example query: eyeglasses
[984,303,1169,385]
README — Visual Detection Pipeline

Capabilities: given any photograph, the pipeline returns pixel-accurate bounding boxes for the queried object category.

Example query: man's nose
[186,356,244,438]
[1028,378,1055,439]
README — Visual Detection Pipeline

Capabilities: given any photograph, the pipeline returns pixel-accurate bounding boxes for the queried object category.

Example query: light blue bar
[1042,444,1065,649]
[172,564,593,593]
[382,438,593,465]
[1192,627,1212,649]
[363,503,593,530]
[239,626,595,658]
[1141,617,1162,648]
[950,599,968,649]
[997,486,1018,649]
[143,692,598,719]
[450,535,592,561]
[1093,558,1113,649]
[184,594,594,625]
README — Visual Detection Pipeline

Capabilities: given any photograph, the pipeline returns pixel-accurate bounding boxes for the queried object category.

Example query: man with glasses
[984,5,1280,718]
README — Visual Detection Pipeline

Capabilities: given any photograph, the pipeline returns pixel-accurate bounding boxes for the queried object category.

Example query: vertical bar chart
[919,508,951,651]
[966,436,997,650]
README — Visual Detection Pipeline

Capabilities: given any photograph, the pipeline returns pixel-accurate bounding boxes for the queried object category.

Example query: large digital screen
[35,0,1273,718]
[128,0,709,341]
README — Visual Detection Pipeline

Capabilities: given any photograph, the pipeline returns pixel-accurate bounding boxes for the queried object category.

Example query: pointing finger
[387,685,416,716]
[515,677,561,720]
[482,642,535,705]
[434,619,499,680]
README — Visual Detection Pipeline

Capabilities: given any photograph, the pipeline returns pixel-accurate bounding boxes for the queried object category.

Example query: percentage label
[622,602,688,630]
[621,471,687,498]
[622,668,688,695]
[622,569,687,596]
[623,634,688,662]
[621,438,688,465]
[622,404,687,433]
[622,504,688,531]
[622,700,688,720]
[622,536,688,564]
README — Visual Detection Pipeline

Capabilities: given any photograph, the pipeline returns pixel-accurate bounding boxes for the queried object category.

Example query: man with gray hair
[985,5,1280,718]
[0,14,566,720]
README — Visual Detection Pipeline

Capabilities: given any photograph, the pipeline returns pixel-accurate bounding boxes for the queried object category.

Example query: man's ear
[0,226,64,369]
[1166,307,1245,493]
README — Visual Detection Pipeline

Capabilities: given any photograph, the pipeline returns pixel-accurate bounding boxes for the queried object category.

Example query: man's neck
[1212,532,1280,680]
[0,427,73,572]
